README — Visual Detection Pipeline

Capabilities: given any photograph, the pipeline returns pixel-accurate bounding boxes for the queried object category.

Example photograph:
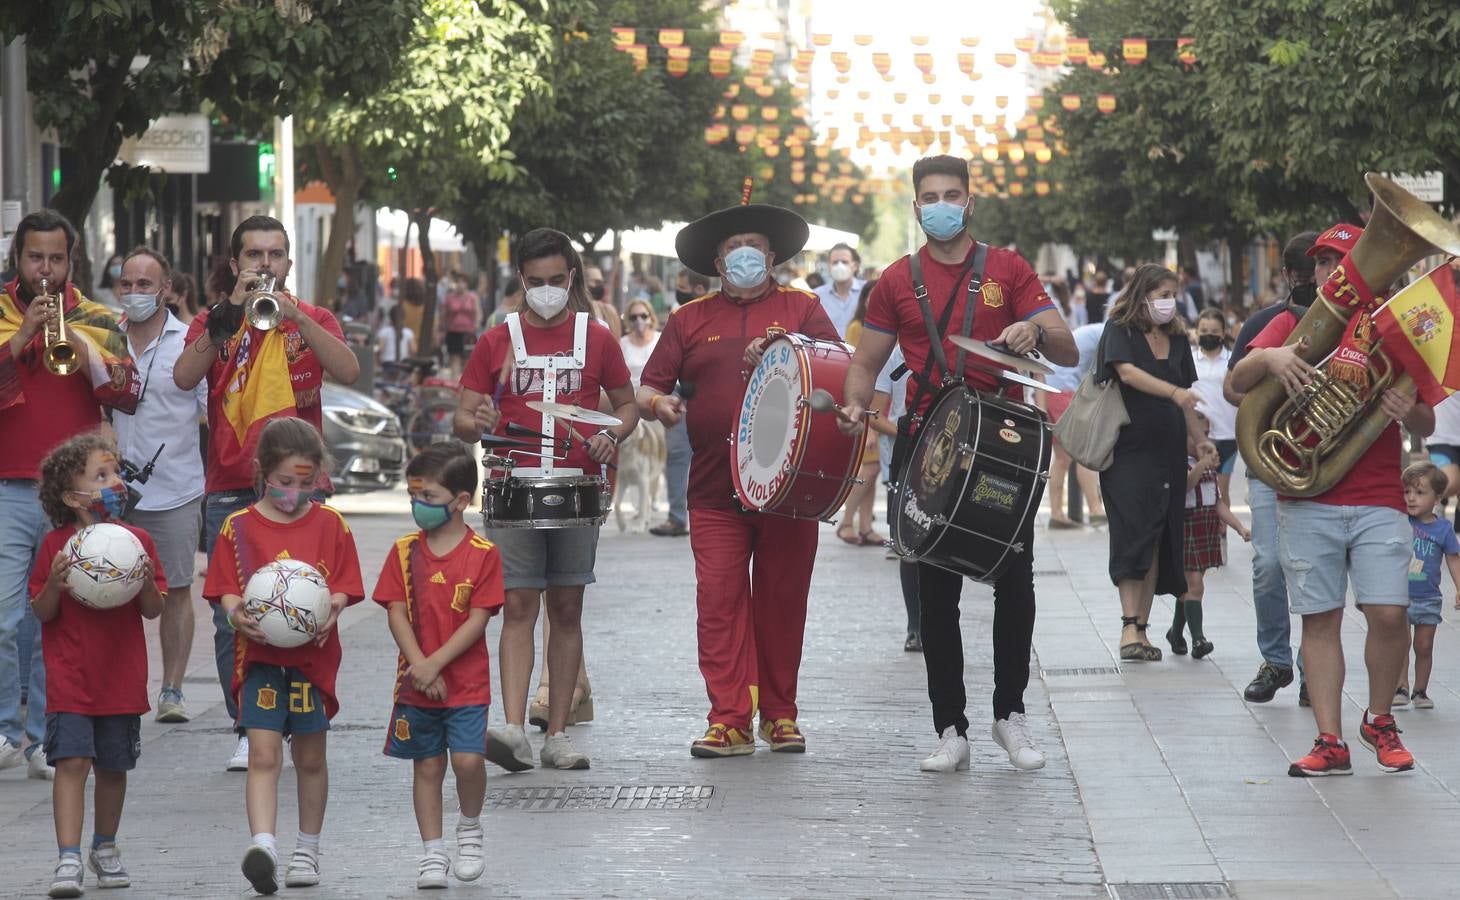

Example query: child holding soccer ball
[204,418,363,895]
[375,443,504,889]
[32,431,165,898]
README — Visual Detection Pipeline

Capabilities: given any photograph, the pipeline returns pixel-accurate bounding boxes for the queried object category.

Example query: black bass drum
[483,475,610,529]
[891,384,1050,582]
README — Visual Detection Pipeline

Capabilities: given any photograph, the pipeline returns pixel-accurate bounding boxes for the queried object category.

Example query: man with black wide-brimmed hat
[637,196,840,758]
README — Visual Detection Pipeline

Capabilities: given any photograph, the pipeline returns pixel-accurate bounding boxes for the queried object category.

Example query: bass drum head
[733,337,806,510]
[893,387,972,558]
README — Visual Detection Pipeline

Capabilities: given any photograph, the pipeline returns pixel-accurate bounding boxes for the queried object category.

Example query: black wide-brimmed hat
[675,198,810,277]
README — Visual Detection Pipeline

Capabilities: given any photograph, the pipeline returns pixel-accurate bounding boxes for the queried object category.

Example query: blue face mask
[76,483,128,522]
[411,498,453,531]
[721,246,769,290]
[918,200,968,241]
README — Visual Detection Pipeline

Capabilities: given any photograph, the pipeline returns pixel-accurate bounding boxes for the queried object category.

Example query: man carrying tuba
[1230,224,1431,778]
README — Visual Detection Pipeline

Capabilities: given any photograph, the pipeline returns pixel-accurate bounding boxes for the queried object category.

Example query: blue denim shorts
[383,703,487,759]
[44,712,141,771]
[1276,501,1411,615]
[1409,594,1444,626]
[238,665,330,736]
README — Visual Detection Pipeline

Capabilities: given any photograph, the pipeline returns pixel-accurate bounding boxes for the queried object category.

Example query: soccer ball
[242,559,332,649]
[64,523,148,610]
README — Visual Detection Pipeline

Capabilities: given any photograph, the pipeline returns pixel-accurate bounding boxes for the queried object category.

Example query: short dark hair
[512,228,591,315]
[1283,231,1319,280]
[1404,460,1449,497]
[829,242,861,267]
[230,215,290,260]
[122,246,172,282]
[911,155,970,194]
[10,209,77,269]
[406,441,478,497]
[685,271,712,293]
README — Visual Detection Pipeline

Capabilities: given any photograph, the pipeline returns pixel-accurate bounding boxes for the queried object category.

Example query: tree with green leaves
[0,0,417,288]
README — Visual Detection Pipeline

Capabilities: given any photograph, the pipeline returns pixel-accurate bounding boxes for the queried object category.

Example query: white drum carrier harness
[505,311,588,477]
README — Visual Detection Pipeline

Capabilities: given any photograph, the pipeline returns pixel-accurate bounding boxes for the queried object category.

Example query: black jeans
[890,488,920,635]
[915,516,1037,735]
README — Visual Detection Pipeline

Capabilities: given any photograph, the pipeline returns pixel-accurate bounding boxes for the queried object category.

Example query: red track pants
[688,508,818,729]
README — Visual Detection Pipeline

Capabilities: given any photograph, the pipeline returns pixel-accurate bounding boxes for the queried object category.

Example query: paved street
[3,479,1459,898]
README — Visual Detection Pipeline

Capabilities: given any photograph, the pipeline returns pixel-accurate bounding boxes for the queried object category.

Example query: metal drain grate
[1042,665,1122,677]
[486,784,714,811]
[1107,884,1231,899]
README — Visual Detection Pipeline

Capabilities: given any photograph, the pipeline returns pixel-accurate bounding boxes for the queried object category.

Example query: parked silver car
[322,381,408,493]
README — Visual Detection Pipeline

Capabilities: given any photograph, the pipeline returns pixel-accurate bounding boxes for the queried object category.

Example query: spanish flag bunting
[791,85,809,99]
[961,36,980,47]
[911,35,929,46]
[667,46,689,61]
[624,44,647,71]
[709,46,733,77]
[793,124,812,139]
[958,53,975,74]
[857,89,871,100]
[1032,51,1063,67]
[760,31,783,42]
[792,143,808,156]
[713,104,724,120]
[1014,37,1036,53]
[995,95,1009,108]
[995,53,1017,68]
[1007,145,1025,162]
[874,52,892,75]
[827,126,839,140]
[1087,52,1107,69]
[751,47,774,69]
[744,74,763,88]
[1061,94,1081,110]
[1028,95,1045,109]
[1066,38,1089,63]
[929,93,941,103]
[882,113,894,125]
[760,106,779,120]
[763,144,780,158]
[1035,181,1050,196]
[914,52,933,73]
[837,74,849,84]
[853,112,865,123]
[962,94,975,106]
[731,104,749,121]
[912,113,924,125]
[1015,165,1029,176]
[704,125,728,144]
[1010,183,1025,196]
[831,51,851,72]
[854,34,873,46]
[791,171,805,184]
[734,125,755,145]
[754,84,774,97]
[922,73,936,84]
[981,145,999,162]
[1178,37,1197,66]
[658,28,684,47]
[1372,263,1460,405]
[611,27,634,47]
[812,33,832,47]
[1097,94,1116,113]
[719,30,744,47]
[894,91,907,104]
[1035,146,1053,163]
[794,49,815,73]
[1123,38,1147,64]
[1028,127,1045,141]
[724,83,740,97]
[941,114,953,126]
[826,88,840,99]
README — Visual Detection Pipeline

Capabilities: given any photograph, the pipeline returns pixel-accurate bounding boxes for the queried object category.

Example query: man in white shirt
[813,242,864,339]
[111,248,208,723]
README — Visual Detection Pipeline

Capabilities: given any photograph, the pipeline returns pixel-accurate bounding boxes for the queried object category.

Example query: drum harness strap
[505,311,588,476]
[889,242,988,488]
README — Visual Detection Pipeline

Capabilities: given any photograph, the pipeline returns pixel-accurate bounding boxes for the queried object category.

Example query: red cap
[1307,223,1363,258]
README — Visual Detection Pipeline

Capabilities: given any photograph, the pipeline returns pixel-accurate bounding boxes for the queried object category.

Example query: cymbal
[997,368,1058,394]
[948,335,1055,374]
[525,400,623,426]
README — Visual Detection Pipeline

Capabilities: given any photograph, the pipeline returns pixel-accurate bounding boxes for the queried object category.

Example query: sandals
[859,529,886,546]
[1120,616,1163,662]
[836,525,861,545]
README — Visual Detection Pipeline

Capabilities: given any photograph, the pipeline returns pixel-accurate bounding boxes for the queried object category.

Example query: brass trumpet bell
[244,272,282,330]
[38,277,78,377]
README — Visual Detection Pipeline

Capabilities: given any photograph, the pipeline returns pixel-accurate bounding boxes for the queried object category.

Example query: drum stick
[805,388,878,424]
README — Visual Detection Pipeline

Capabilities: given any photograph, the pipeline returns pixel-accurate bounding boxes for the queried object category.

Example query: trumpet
[38,278,78,377]
[244,272,282,330]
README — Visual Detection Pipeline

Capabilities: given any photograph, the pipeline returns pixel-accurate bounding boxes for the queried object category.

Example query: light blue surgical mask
[119,291,160,322]
[918,200,968,241]
[411,497,452,531]
[722,246,769,290]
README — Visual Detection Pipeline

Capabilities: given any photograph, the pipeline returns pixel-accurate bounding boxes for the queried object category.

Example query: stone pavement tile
[1229,878,1400,900]
[1379,865,1460,900]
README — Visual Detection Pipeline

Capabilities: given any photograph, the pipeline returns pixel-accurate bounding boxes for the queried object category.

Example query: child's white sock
[296,831,320,854]
[251,833,277,856]
[423,838,445,855]
[458,815,480,829]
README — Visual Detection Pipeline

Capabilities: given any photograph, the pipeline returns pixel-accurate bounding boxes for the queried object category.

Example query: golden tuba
[1237,173,1460,496]
[38,277,79,377]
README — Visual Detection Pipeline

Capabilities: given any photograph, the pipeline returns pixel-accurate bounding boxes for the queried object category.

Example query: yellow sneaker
[690,723,755,758]
[757,718,807,752]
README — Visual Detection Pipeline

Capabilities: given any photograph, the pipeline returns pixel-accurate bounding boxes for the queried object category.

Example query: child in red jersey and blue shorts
[204,418,364,895]
[31,432,165,898]
[376,443,504,890]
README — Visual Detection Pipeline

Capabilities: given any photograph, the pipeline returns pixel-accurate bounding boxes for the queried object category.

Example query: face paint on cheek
[408,477,425,491]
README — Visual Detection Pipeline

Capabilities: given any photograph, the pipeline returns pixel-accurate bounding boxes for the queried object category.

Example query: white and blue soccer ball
[64,523,148,610]
[243,559,332,648]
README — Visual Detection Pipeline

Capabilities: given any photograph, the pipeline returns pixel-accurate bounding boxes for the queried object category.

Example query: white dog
[615,418,667,532]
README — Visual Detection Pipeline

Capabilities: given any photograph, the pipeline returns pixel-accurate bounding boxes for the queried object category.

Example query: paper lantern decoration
[611,28,634,47]
[1014,37,1035,53]
[1178,37,1197,67]
[1087,52,1106,69]
[1123,38,1147,65]
[1097,94,1116,113]
[658,28,683,47]
[995,53,1017,68]
[1066,38,1089,64]
[1061,95,1081,110]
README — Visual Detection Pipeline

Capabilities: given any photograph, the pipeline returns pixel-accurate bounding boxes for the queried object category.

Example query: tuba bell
[39,277,79,377]
[1236,173,1460,496]
[244,272,281,330]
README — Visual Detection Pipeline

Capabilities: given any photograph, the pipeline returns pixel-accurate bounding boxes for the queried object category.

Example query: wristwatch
[1034,323,1047,347]
[594,428,620,446]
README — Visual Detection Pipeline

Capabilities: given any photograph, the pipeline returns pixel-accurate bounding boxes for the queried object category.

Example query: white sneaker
[484,724,535,772]
[88,842,130,887]
[156,687,190,723]
[454,821,484,881]
[540,731,590,769]
[0,736,23,770]
[919,726,970,773]
[240,843,278,895]
[417,850,450,890]
[49,854,84,898]
[226,735,250,772]
[284,847,320,887]
[992,712,1047,771]
[28,748,54,780]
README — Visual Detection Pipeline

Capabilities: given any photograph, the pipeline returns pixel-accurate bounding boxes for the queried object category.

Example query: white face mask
[1147,297,1178,324]
[525,284,570,319]
[119,291,161,322]
[829,262,853,283]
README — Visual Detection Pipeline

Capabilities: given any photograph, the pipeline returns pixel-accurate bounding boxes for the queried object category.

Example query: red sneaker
[1358,712,1415,773]
[1288,733,1352,777]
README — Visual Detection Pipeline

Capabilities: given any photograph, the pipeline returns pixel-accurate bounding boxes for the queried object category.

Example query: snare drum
[732,333,865,520]
[891,384,1050,582]
[482,475,610,529]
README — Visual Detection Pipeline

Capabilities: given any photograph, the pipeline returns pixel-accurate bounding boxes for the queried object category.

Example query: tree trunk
[312,142,365,309]
[49,59,132,294]
[413,207,439,357]
[1227,233,1249,310]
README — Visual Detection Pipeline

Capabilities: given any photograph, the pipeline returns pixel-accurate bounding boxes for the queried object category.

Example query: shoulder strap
[951,242,989,377]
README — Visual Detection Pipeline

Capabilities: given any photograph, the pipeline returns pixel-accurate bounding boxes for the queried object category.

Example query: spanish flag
[1372,262,1460,405]
[219,326,296,444]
